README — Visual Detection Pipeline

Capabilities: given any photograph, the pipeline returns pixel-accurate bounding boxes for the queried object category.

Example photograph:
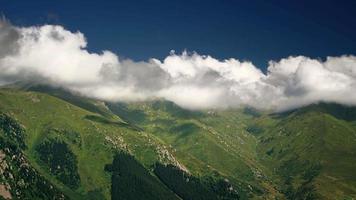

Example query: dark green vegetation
[154,163,239,200]
[106,152,178,200]
[36,138,80,188]
[0,113,26,149]
[0,114,66,199]
[106,152,239,200]
[0,85,356,199]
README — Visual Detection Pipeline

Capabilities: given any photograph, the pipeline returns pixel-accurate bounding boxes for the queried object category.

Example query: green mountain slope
[0,86,356,199]
[0,88,179,199]
[106,101,281,199]
[0,87,242,199]
[257,104,356,199]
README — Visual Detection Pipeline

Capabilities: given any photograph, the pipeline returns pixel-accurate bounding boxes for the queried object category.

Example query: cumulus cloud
[1,20,356,111]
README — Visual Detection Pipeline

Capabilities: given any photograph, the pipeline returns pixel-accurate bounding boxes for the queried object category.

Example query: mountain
[257,103,356,199]
[0,84,356,199]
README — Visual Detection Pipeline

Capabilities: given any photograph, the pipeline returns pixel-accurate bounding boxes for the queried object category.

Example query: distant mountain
[0,84,355,199]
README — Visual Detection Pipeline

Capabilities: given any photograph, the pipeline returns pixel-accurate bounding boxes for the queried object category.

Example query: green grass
[257,106,356,199]
[1,87,356,199]
[0,89,168,199]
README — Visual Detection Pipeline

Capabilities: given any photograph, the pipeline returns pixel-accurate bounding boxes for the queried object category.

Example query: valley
[0,86,356,199]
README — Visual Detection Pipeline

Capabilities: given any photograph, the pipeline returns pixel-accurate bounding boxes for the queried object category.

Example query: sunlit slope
[108,100,356,199]
[0,88,181,199]
[257,104,356,199]
[107,101,282,199]
[0,87,245,199]
[2,85,356,200]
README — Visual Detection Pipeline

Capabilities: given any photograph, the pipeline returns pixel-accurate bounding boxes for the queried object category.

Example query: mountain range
[0,83,356,200]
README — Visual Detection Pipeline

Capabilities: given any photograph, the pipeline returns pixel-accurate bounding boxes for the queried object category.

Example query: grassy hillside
[107,101,281,199]
[257,104,356,199]
[1,86,356,199]
[0,88,179,199]
[107,100,356,199]
[0,87,243,199]
[0,113,67,199]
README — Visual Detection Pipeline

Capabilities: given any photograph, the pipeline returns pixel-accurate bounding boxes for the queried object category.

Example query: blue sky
[1,0,356,70]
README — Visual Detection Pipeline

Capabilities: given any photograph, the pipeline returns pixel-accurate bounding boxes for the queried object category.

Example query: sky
[1,1,356,111]
[1,0,356,70]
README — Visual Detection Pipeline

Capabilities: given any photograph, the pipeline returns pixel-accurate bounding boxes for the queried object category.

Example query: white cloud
[1,20,356,111]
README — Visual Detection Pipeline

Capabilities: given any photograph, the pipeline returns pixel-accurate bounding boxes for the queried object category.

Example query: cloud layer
[1,20,356,111]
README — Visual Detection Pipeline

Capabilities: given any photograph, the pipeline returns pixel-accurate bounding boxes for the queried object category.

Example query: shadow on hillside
[84,115,143,131]
[270,102,356,122]
[106,103,147,125]
[27,84,112,118]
